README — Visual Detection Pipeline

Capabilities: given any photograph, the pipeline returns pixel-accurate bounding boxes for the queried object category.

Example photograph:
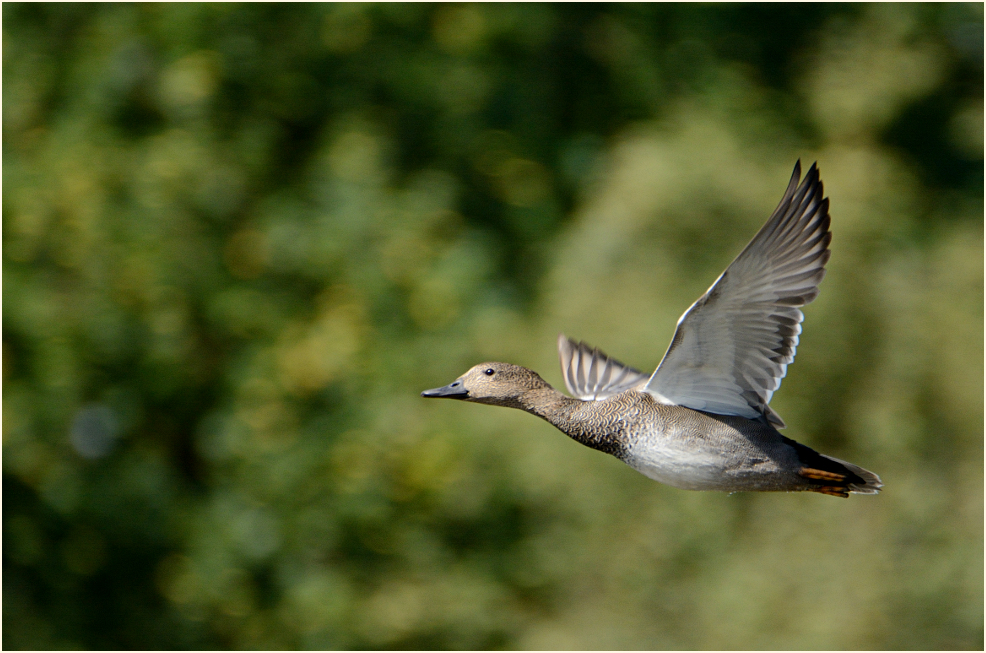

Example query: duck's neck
[515,386,577,421]
[514,386,627,457]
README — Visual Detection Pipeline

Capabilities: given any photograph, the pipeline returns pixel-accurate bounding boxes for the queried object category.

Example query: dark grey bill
[421,379,468,399]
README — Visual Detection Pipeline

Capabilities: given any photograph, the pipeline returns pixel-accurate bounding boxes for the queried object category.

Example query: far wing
[558,334,650,401]
[644,161,831,428]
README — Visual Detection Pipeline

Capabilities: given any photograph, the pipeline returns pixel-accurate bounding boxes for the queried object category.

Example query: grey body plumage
[422,162,881,497]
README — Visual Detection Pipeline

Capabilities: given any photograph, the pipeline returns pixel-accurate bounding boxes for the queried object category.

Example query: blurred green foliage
[3,3,983,649]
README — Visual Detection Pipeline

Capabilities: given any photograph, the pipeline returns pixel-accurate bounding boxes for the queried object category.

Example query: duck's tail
[784,436,883,498]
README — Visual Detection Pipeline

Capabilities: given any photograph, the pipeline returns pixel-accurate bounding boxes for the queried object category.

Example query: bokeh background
[3,3,983,650]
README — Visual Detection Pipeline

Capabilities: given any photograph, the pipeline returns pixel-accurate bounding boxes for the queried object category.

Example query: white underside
[624,438,730,491]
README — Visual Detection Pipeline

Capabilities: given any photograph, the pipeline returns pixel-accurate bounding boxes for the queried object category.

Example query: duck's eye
[484,368,495,376]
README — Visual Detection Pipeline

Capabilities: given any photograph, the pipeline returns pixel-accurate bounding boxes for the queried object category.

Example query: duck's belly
[624,439,739,490]
[622,427,802,492]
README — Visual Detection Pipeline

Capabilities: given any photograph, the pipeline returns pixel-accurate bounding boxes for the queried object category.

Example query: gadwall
[423,162,881,497]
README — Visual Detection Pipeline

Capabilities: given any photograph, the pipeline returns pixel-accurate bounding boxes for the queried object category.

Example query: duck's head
[421,362,550,408]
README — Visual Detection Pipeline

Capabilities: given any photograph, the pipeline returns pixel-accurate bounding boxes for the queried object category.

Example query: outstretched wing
[644,161,831,428]
[558,335,650,401]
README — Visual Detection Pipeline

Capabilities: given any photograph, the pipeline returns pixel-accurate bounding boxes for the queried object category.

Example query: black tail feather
[782,436,882,496]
